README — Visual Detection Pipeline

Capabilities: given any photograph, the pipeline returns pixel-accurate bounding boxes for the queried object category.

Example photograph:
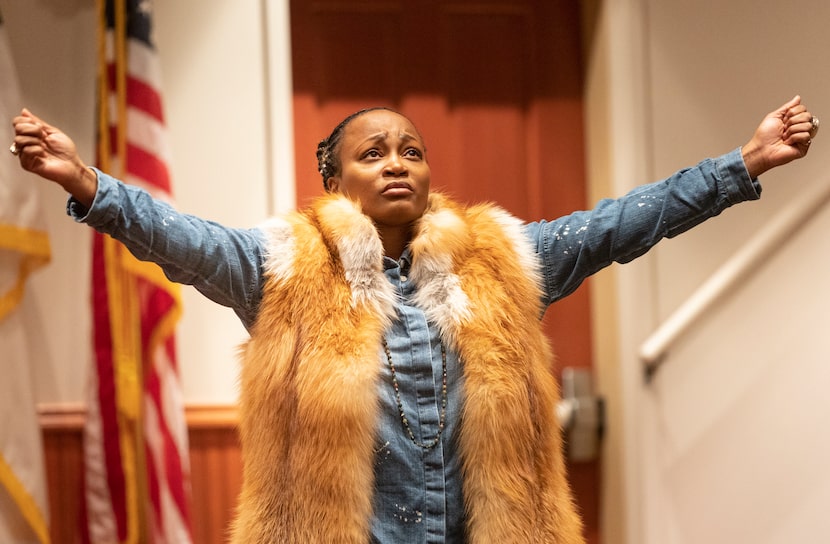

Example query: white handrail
[641,176,830,379]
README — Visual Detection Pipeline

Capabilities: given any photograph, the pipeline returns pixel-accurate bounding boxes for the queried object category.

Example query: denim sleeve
[68,169,265,329]
[525,148,761,306]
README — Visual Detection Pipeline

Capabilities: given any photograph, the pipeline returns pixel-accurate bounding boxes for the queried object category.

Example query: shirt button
[400,275,407,282]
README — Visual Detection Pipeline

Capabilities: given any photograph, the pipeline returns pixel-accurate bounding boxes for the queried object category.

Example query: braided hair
[317,106,396,191]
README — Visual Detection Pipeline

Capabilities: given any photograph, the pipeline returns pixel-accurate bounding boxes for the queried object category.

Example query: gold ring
[811,116,820,135]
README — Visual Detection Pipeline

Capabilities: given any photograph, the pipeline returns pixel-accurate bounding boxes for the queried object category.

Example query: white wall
[0,0,289,405]
[587,0,830,542]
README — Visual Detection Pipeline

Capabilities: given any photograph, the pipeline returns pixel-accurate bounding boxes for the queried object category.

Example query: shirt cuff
[718,147,762,204]
[65,167,117,225]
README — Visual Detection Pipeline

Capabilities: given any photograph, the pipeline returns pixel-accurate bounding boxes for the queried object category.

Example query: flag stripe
[145,353,189,516]
[107,129,171,193]
[109,106,173,169]
[107,64,164,122]
[82,354,120,544]
[90,233,129,541]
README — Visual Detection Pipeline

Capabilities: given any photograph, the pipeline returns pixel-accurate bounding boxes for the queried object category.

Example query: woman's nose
[384,153,407,175]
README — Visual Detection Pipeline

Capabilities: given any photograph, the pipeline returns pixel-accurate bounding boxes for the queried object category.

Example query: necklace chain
[382,338,448,450]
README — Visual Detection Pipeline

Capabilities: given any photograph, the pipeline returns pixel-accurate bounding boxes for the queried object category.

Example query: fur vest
[230,192,584,544]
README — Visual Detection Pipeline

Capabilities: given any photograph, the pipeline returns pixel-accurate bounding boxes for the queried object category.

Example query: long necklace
[382,338,448,450]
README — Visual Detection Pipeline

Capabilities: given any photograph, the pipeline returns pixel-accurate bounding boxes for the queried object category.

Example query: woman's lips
[381,182,413,196]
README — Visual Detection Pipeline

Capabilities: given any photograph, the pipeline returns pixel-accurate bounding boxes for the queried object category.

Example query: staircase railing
[640,177,830,381]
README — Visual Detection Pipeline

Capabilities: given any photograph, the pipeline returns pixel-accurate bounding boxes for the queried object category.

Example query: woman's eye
[404,148,423,158]
[363,149,381,159]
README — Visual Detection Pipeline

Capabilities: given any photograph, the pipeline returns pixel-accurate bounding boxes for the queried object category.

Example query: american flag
[84,1,192,542]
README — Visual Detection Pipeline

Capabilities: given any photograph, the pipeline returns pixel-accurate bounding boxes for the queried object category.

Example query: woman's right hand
[11,108,97,207]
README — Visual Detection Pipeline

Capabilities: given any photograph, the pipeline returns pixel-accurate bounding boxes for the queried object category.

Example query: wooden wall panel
[41,403,597,543]
[39,404,242,544]
[41,409,85,544]
[187,408,242,544]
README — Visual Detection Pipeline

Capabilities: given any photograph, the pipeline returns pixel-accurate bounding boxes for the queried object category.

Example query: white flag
[0,10,52,544]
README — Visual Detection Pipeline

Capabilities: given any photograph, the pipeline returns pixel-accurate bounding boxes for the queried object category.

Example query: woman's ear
[327,176,340,193]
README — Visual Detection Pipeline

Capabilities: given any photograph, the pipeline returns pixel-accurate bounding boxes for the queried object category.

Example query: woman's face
[327,110,430,228]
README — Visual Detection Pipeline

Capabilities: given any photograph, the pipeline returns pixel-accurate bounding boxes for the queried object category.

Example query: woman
[10,97,818,543]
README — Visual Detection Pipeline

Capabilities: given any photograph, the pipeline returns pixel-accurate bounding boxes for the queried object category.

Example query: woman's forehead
[344,110,422,142]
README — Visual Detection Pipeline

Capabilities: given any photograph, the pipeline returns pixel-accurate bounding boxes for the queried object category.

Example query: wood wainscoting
[41,403,597,543]
[39,404,243,544]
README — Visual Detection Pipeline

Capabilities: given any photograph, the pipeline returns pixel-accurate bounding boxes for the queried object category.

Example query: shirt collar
[382,247,412,274]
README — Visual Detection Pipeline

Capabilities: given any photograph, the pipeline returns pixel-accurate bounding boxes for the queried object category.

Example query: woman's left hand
[742,95,818,178]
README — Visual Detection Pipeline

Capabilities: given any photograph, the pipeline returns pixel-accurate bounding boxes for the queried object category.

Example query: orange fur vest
[230,193,584,543]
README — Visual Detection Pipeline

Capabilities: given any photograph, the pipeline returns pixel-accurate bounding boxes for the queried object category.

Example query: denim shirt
[70,148,759,543]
